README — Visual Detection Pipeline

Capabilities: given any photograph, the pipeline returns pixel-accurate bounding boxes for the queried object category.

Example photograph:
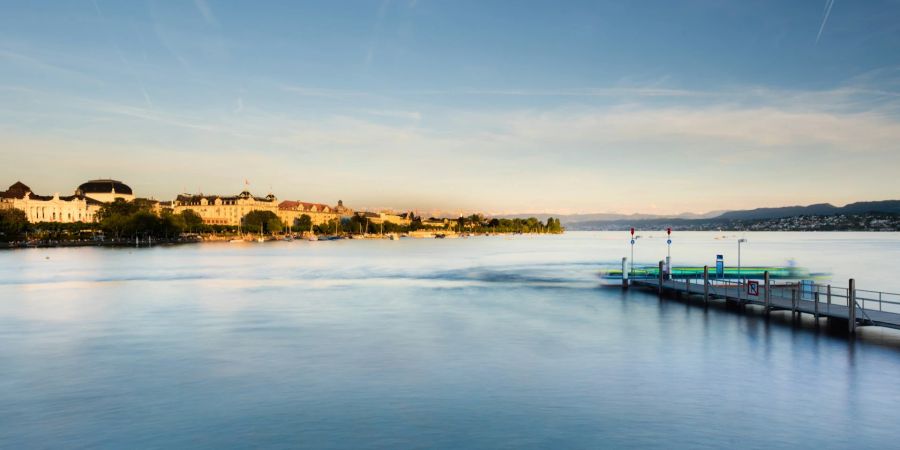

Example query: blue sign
[667,239,672,245]
[630,239,635,245]
[801,280,814,301]
[715,254,724,277]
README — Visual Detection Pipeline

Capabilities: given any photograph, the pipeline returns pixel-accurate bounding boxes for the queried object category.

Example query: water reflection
[1,233,900,448]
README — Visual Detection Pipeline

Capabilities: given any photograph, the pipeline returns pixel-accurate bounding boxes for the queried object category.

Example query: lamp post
[737,238,747,283]
[629,227,635,282]
[666,227,672,279]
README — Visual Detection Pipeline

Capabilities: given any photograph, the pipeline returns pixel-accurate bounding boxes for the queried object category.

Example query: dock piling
[658,261,664,297]
[814,289,819,321]
[703,266,709,305]
[849,279,856,334]
[764,271,770,314]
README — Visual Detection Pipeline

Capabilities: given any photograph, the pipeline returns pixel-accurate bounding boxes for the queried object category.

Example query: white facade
[172,191,279,226]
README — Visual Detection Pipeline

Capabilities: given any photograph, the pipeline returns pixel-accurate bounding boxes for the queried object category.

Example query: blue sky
[2,0,900,215]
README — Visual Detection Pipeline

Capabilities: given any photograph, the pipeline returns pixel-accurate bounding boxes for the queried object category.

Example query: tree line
[1,203,564,243]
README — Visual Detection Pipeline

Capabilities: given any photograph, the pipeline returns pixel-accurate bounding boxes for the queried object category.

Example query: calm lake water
[2,231,900,448]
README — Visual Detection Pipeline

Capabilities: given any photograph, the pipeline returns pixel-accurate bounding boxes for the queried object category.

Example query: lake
[2,232,900,448]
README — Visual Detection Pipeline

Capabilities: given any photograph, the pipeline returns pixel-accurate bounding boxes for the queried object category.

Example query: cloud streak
[817,0,836,44]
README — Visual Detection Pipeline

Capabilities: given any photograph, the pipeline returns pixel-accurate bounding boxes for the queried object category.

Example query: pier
[630,263,900,334]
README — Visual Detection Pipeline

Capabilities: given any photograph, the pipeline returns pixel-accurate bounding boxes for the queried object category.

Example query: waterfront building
[333,200,354,217]
[172,191,278,226]
[353,210,414,226]
[421,217,451,228]
[75,179,135,203]
[278,201,341,227]
[0,181,103,223]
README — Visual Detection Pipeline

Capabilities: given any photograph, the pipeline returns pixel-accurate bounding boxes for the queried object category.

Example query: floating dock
[626,264,900,333]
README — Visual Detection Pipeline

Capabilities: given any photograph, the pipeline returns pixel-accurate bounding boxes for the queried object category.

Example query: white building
[0,181,103,223]
[172,191,279,226]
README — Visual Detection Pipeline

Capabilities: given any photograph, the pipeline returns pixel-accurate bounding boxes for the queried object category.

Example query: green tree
[293,214,312,232]
[179,209,204,233]
[243,210,281,234]
[0,208,28,242]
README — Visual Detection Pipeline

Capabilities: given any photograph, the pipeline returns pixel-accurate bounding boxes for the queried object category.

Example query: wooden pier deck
[631,272,900,333]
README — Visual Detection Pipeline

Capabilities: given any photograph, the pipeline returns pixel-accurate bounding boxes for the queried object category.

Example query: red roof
[279,200,332,212]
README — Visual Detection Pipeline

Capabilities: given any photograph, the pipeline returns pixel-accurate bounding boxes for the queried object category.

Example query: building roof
[176,192,276,203]
[279,200,333,212]
[77,179,133,195]
[1,181,31,199]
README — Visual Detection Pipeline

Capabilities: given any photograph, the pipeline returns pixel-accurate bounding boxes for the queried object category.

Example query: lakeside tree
[314,218,340,235]
[180,209,204,233]
[243,210,282,234]
[0,208,28,242]
[292,214,312,232]
[96,199,187,240]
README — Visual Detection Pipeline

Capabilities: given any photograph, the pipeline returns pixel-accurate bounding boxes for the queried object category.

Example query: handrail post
[814,288,819,321]
[658,260,664,297]
[764,271,770,314]
[622,257,628,290]
[703,265,709,305]
[791,288,797,316]
[827,284,831,313]
[849,278,856,334]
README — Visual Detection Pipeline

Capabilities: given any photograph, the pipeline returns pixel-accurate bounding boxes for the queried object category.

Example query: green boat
[599,265,825,281]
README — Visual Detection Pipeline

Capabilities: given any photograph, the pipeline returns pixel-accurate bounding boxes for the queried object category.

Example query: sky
[2,0,900,215]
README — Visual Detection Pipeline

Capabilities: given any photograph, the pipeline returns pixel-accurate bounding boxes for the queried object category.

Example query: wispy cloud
[194,0,218,26]
[817,0,836,44]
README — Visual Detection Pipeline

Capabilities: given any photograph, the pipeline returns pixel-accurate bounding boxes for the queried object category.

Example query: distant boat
[389,233,399,240]
[257,236,266,243]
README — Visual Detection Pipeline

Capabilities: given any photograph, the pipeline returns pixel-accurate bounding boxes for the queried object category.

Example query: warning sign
[747,280,760,296]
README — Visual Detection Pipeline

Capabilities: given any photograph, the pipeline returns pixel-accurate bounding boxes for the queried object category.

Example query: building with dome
[75,179,135,203]
[172,190,279,226]
[0,181,103,223]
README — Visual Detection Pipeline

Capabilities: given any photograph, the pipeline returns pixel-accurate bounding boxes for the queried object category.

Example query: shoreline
[0,231,564,249]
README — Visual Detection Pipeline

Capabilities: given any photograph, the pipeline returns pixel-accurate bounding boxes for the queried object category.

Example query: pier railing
[672,276,900,319]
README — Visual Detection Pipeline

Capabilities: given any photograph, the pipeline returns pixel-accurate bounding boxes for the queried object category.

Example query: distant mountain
[498,200,900,229]
[566,200,900,231]
[715,200,900,220]
[495,211,726,225]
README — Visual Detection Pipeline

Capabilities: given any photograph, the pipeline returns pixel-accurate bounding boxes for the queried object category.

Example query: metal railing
[660,276,900,323]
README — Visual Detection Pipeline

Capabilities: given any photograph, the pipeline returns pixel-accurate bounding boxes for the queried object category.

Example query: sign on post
[747,280,760,296]
[801,280,814,301]
[715,255,724,278]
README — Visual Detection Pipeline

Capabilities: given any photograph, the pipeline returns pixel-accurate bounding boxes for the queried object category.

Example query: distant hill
[715,200,900,220]
[495,211,725,225]
[498,200,900,230]
[566,200,900,231]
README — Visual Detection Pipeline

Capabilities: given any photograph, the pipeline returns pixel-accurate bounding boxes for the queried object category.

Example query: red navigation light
[630,228,635,236]
[667,227,672,235]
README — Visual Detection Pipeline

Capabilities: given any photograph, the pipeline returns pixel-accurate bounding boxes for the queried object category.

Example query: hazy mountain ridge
[716,200,900,220]
[565,200,900,231]
[501,200,900,227]
[494,211,726,224]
